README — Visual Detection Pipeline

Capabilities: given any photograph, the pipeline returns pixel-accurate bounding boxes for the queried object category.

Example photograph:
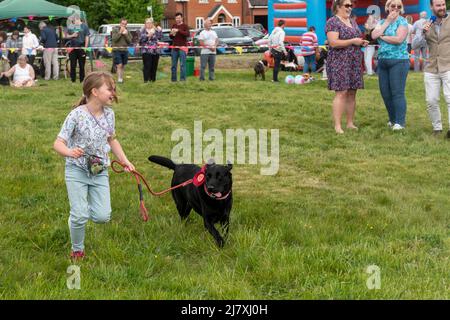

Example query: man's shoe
[392,124,405,131]
[433,129,443,136]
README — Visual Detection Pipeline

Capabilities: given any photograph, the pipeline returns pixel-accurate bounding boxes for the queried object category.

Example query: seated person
[0,54,35,87]
[316,46,328,73]
[281,47,300,71]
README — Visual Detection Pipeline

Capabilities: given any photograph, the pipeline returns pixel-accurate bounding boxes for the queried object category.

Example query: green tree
[107,0,163,24]
[50,0,163,29]
[51,0,112,28]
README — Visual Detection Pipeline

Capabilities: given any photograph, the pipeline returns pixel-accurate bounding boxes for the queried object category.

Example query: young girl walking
[54,71,135,260]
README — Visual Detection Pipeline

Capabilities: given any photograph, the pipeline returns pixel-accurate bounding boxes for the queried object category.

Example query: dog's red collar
[203,183,232,200]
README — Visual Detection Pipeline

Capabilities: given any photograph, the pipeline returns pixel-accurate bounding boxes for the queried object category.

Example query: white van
[98,23,144,35]
[98,23,144,46]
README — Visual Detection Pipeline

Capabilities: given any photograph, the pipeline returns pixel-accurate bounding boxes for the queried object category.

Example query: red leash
[111,160,194,222]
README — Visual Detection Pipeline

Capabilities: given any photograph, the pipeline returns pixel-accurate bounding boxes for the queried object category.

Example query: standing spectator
[326,0,368,134]
[66,14,90,83]
[269,19,287,83]
[39,21,59,81]
[412,11,428,72]
[22,26,39,66]
[198,19,218,81]
[423,0,450,136]
[170,12,189,82]
[406,15,414,54]
[0,32,9,76]
[372,0,409,131]
[301,26,318,73]
[364,13,379,75]
[6,30,21,66]
[0,54,35,87]
[112,18,132,84]
[139,18,162,83]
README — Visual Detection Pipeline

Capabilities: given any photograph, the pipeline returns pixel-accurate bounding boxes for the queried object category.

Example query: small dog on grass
[254,59,268,81]
[148,156,233,248]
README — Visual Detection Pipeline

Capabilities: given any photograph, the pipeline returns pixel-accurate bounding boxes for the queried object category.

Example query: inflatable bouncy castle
[268,0,432,44]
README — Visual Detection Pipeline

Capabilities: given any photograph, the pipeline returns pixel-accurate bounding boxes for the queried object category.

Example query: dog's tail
[148,155,176,170]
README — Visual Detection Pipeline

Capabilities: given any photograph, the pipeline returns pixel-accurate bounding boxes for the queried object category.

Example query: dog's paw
[216,237,225,248]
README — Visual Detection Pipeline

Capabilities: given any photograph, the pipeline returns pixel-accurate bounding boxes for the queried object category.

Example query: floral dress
[325,16,364,91]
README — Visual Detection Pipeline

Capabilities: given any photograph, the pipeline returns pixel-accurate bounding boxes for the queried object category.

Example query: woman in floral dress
[326,0,369,134]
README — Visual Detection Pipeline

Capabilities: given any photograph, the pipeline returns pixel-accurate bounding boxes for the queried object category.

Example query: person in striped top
[301,26,318,73]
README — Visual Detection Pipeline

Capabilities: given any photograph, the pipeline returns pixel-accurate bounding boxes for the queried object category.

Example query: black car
[237,27,265,42]
[193,26,256,56]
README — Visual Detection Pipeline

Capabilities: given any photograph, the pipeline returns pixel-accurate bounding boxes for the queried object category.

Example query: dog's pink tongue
[214,192,222,198]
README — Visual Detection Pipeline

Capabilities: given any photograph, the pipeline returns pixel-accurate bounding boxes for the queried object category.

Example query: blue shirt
[377,16,409,59]
[68,23,90,47]
[40,27,58,48]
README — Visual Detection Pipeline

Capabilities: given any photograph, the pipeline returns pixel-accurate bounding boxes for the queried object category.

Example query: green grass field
[0,55,448,299]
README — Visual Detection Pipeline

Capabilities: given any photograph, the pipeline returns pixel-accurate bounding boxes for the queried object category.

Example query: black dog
[254,59,268,81]
[148,156,233,247]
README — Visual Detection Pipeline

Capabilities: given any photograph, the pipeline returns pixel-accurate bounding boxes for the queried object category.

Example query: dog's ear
[226,160,233,171]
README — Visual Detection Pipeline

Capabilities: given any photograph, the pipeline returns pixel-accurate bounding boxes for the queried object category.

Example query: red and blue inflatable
[268,0,432,44]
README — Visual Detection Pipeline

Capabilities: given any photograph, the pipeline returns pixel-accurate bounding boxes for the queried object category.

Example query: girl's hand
[361,39,370,47]
[122,159,135,172]
[69,147,84,158]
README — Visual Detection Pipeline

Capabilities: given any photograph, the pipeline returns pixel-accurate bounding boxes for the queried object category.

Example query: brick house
[160,0,267,30]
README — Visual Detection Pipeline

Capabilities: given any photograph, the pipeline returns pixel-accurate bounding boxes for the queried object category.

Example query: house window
[161,19,169,29]
[199,0,209,3]
[232,16,240,27]
[218,14,226,23]
[196,17,205,29]
[228,0,237,2]
[161,0,168,4]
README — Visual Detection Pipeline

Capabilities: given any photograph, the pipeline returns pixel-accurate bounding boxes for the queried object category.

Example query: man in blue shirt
[39,21,59,80]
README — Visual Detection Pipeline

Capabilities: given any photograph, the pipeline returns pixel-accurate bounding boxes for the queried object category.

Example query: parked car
[160,29,172,56]
[193,26,256,56]
[237,27,265,42]
[212,22,233,27]
[255,34,269,51]
[240,23,267,34]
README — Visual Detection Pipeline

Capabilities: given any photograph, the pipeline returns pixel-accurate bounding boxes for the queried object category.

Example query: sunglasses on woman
[343,4,353,8]
[390,5,402,9]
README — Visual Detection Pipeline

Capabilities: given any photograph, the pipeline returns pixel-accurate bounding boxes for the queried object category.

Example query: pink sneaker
[70,250,85,261]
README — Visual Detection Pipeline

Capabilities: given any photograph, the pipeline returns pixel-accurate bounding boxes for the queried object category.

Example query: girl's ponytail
[73,95,88,108]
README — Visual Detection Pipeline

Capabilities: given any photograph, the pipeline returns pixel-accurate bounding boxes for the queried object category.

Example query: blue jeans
[303,54,316,73]
[378,59,410,126]
[171,49,186,81]
[65,164,111,251]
